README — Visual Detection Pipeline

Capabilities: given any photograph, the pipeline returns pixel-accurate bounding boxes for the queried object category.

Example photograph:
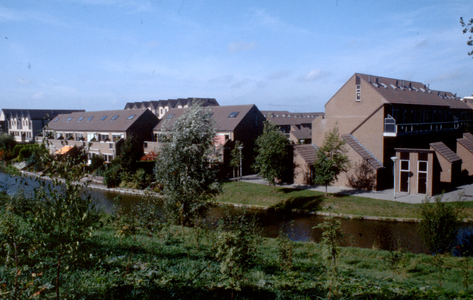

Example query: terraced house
[304,73,473,196]
[124,98,219,119]
[40,109,158,164]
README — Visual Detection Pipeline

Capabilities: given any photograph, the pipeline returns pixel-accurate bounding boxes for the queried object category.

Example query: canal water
[0,172,427,253]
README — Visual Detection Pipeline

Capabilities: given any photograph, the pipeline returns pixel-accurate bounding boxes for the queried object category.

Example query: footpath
[239,174,473,204]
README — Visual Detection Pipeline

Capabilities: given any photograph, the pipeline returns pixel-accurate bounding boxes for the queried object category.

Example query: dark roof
[290,125,311,140]
[124,98,219,110]
[342,134,384,170]
[154,105,258,132]
[0,109,84,121]
[46,109,156,132]
[356,73,470,110]
[430,142,462,163]
[457,137,473,154]
[294,144,317,166]
[464,132,473,142]
[261,111,323,126]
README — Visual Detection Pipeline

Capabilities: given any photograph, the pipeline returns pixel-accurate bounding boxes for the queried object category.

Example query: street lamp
[391,156,398,199]
[238,145,243,179]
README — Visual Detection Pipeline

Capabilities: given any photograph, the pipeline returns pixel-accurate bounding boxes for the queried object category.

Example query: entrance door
[400,159,409,193]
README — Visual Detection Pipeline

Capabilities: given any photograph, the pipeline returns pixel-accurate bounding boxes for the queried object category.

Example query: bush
[103,164,122,188]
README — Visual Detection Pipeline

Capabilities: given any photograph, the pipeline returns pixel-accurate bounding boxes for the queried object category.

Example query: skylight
[379,83,388,89]
[77,117,84,122]
[100,116,107,121]
[390,84,397,90]
[127,115,135,120]
[111,115,119,120]
[66,117,73,122]
[53,118,59,122]
[87,116,94,121]
[166,114,175,119]
[228,112,239,118]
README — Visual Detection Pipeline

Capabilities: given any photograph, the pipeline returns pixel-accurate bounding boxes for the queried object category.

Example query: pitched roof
[342,134,384,170]
[124,98,219,110]
[261,111,323,126]
[464,132,473,142]
[294,144,317,166]
[430,141,462,163]
[46,109,156,132]
[154,105,258,132]
[356,73,470,109]
[290,125,311,140]
[0,109,84,121]
[457,137,473,154]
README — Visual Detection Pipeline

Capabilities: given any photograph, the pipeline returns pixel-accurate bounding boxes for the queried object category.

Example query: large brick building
[305,73,473,195]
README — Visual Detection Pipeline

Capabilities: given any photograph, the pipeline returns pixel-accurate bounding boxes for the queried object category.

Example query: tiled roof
[124,98,219,110]
[0,109,84,121]
[290,125,311,140]
[342,134,384,170]
[261,110,323,126]
[464,132,473,142]
[46,109,156,132]
[457,137,473,154]
[294,144,317,166]
[357,73,470,110]
[430,142,462,163]
[154,105,259,132]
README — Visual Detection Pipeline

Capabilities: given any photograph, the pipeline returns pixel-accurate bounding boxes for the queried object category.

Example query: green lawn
[215,181,473,220]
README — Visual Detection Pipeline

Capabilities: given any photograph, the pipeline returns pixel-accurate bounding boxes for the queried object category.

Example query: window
[66,117,73,122]
[75,133,84,141]
[53,118,59,122]
[87,116,94,122]
[166,114,175,119]
[127,115,135,120]
[418,153,428,194]
[111,115,119,120]
[78,117,84,122]
[356,84,361,101]
[228,112,239,118]
[100,116,107,121]
[98,133,109,142]
[400,153,410,193]
[65,133,73,140]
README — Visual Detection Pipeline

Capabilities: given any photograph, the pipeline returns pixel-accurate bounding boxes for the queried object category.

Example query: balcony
[384,117,467,137]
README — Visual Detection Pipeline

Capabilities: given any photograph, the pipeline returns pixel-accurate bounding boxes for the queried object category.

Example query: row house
[145,104,265,176]
[0,109,84,143]
[299,73,473,196]
[124,98,219,119]
[41,109,158,164]
[262,111,324,144]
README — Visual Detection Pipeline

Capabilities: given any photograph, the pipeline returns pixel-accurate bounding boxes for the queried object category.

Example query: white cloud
[298,69,328,82]
[228,41,257,53]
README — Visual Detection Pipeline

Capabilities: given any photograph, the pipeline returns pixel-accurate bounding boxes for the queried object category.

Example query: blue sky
[1,0,472,113]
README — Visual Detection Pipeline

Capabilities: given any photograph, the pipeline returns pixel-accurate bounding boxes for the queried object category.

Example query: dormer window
[166,114,175,119]
[356,84,361,101]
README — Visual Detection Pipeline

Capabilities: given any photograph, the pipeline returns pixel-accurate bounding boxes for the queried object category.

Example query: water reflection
[0,172,427,253]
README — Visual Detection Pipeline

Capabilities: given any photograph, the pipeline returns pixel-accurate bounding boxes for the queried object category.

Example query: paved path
[240,174,473,204]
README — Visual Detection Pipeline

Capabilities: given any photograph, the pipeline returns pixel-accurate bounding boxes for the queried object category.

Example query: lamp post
[238,145,243,179]
[391,156,398,199]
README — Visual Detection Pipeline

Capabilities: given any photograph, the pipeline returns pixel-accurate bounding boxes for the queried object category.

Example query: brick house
[40,109,158,164]
[306,73,473,195]
[0,109,84,143]
[145,104,265,176]
[124,98,219,119]
[262,111,324,144]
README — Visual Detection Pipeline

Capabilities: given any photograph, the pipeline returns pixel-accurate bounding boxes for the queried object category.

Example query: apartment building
[0,109,84,142]
[124,98,219,119]
[145,104,265,176]
[306,73,473,195]
[262,111,324,144]
[41,109,158,164]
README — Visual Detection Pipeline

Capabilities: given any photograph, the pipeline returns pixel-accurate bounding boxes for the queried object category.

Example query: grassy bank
[215,181,473,220]
[2,221,472,299]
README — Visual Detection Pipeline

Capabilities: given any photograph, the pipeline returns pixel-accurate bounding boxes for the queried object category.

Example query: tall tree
[460,17,473,58]
[253,121,289,192]
[154,104,221,225]
[313,125,350,196]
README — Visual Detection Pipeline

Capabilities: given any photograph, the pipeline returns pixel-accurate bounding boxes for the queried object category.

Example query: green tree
[419,193,465,254]
[313,125,350,196]
[460,17,473,58]
[154,104,221,225]
[0,134,16,163]
[253,121,289,192]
